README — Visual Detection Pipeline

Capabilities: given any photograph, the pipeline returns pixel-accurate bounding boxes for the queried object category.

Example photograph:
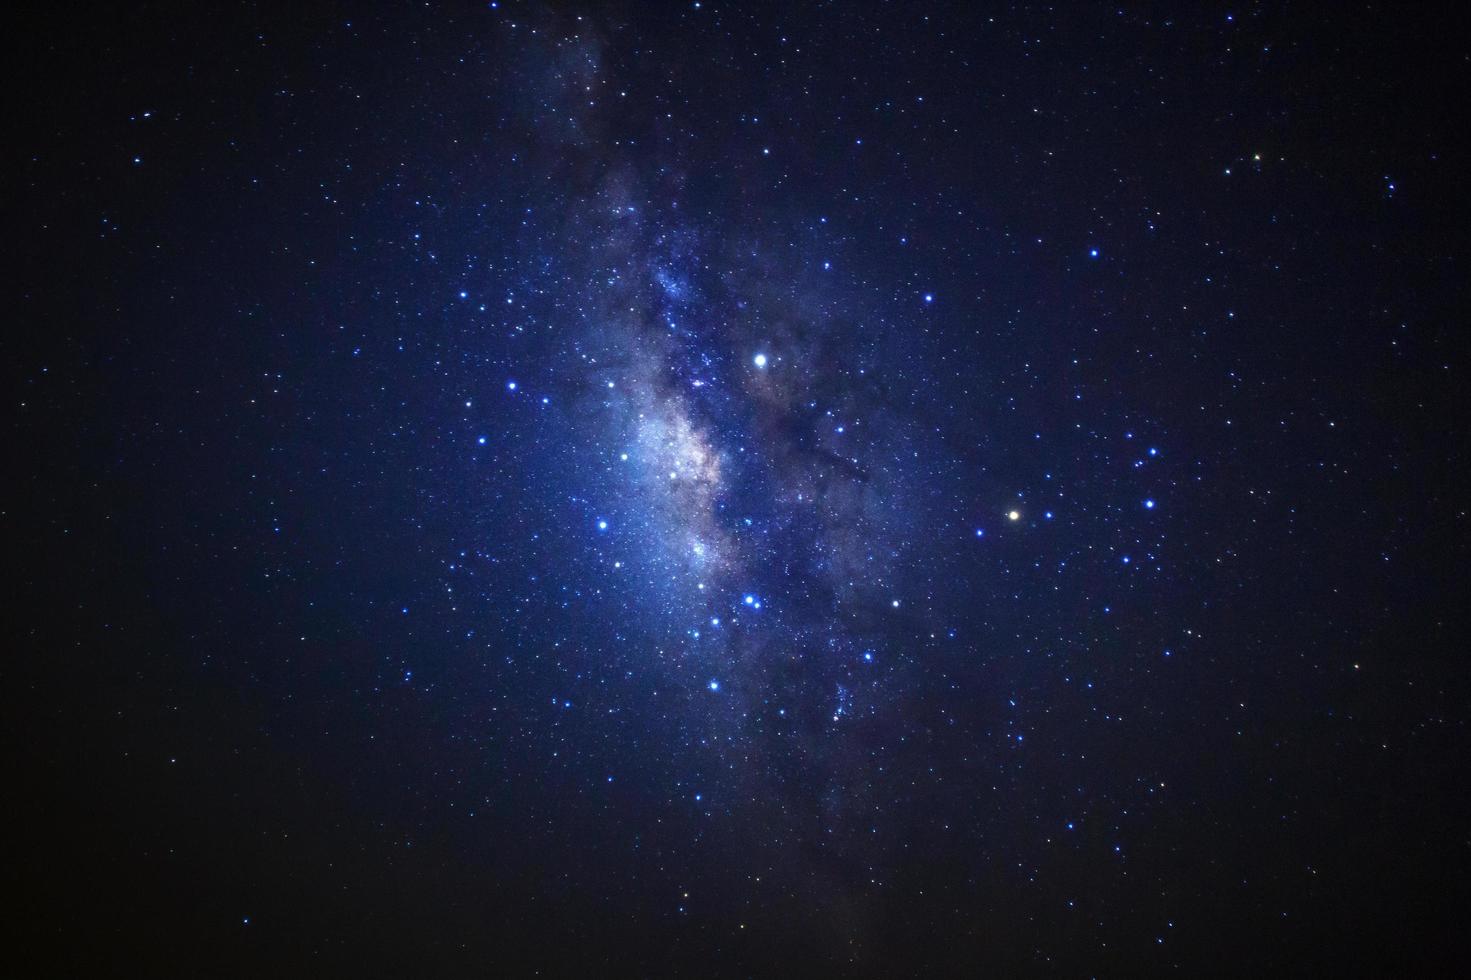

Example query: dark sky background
[8,1,1469,975]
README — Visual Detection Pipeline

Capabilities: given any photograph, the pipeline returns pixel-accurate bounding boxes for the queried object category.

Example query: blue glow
[1144,499,1156,509]
[597,519,609,531]
[708,679,720,691]
[1089,248,1099,258]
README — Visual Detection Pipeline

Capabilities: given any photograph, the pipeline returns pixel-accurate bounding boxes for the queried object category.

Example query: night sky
[10,2,1470,975]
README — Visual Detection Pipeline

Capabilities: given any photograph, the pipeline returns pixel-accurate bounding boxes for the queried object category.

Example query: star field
[9,2,1470,975]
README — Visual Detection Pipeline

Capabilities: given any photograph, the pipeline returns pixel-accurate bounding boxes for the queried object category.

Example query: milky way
[12,2,1468,975]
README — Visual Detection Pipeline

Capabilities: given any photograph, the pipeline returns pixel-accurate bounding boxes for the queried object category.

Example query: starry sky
[9,2,1470,975]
